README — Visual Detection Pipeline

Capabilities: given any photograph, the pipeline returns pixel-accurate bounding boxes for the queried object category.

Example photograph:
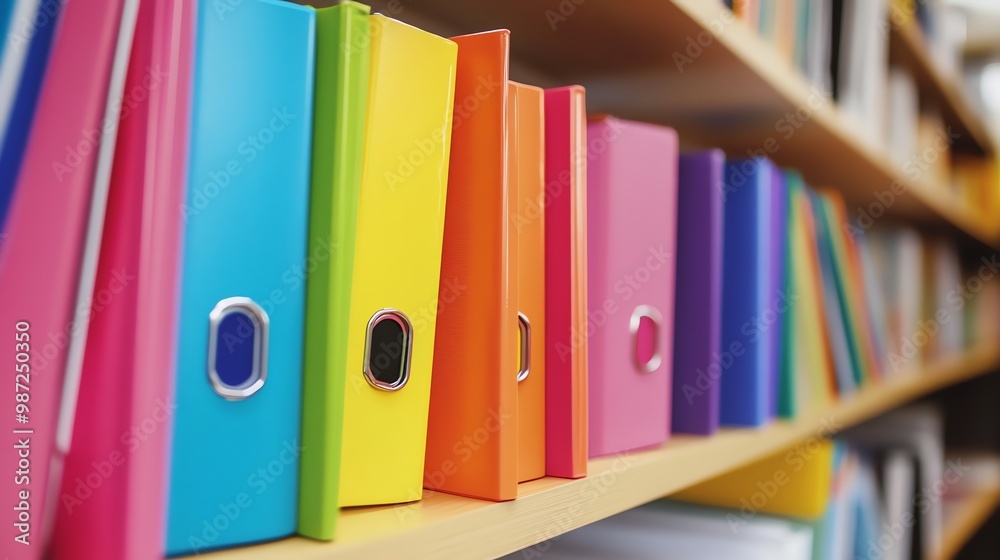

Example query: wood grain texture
[199,346,1000,560]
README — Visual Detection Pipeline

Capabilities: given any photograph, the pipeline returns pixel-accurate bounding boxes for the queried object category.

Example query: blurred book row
[508,404,1000,560]
[723,0,1000,222]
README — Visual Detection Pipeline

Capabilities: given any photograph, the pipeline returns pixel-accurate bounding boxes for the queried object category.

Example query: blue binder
[166,0,315,554]
[719,158,785,427]
[0,0,60,230]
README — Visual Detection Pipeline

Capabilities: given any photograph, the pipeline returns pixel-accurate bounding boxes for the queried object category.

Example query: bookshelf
[187,2,1000,559]
[935,483,1000,560]
[889,17,996,157]
[201,346,999,560]
[369,0,1000,247]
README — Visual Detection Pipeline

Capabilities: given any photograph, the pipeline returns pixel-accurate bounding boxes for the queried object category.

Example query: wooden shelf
[366,0,999,248]
[889,19,996,157]
[201,347,999,560]
[935,483,1000,560]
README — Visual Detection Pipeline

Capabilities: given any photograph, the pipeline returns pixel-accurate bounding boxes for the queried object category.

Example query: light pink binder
[49,1,193,559]
[0,1,132,557]
[586,116,679,458]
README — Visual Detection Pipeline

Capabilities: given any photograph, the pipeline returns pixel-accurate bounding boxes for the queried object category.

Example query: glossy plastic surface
[511,82,547,483]
[0,1,126,557]
[338,14,457,507]
[51,2,193,557]
[424,29,517,502]
[543,85,589,479]
[586,116,678,457]
[166,0,314,553]
[298,1,370,539]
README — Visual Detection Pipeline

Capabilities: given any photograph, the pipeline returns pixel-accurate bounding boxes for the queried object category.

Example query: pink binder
[586,116,679,457]
[50,1,193,559]
[0,1,131,557]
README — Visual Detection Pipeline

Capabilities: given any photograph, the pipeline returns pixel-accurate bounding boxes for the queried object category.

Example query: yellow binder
[338,14,457,507]
[672,439,833,518]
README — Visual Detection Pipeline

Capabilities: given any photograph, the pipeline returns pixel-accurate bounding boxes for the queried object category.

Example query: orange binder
[510,81,546,483]
[424,30,518,501]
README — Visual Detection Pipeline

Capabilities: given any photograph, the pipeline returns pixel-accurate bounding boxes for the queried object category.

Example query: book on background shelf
[720,158,784,427]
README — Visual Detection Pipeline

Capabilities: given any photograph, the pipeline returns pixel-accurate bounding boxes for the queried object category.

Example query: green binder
[298,0,370,540]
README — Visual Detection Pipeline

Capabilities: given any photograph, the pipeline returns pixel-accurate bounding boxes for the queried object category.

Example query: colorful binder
[720,158,783,427]
[673,440,834,518]
[544,85,589,478]
[672,150,725,436]
[297,1,369,539]
[587,116,678,457]
[51,2,193,558]
[0,0,132,556]
[510,81,547,483]
[165,0,315,553]
[425,29,517,501]
[338,14,456,507]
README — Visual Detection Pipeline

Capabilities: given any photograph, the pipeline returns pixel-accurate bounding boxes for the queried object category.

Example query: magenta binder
[671,150,725,436]
[586,116,678,457]
[50,1,193,558]
[0,1,133,556]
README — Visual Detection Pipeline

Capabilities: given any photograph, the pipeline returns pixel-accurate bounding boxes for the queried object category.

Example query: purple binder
[671,150,725,435]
